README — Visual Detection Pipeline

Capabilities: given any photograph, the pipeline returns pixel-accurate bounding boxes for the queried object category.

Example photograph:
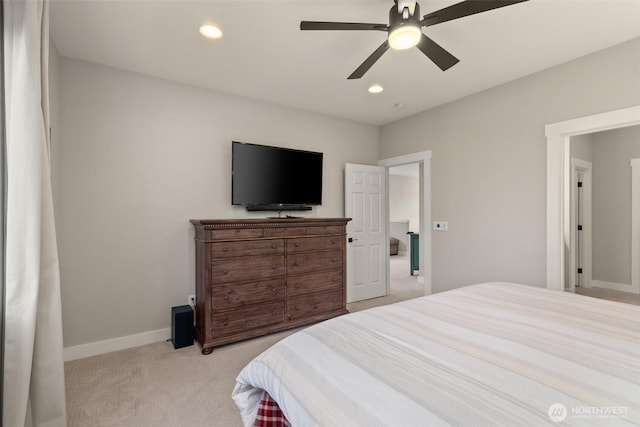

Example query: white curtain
[3,0,67,426]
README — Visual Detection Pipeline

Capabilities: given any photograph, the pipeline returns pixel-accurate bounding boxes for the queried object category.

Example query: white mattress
[232,282,640,426]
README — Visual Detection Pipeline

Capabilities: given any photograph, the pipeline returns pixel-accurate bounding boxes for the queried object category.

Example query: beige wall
[380,38,640,293]
[52,36,640,347]
[52,57,379,347]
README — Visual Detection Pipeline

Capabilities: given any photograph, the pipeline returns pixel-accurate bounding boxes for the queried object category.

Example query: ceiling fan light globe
[388,25,421,50]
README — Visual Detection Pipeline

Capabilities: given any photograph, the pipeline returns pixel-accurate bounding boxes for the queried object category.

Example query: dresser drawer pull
[271,264,278,269]
[223,248,229,253]
[295,283,301,289]
[272,310,278,315]
[293,261,300,267]
[332,278,338,283]
[295,306,300,311]
[223,269,229,275]
[224,295,229,301]
[223,321,228,326]
[295,242,301,247]
[331,258,337,262]
[271,244,277,249]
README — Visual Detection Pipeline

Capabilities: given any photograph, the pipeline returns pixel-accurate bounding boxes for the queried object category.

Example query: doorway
[545,105,640,292]
[388,163,421,295]
[567,128,640,295]
[379,150,432,295]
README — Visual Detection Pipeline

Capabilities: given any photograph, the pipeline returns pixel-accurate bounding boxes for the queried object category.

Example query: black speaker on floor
[171,305,194,349]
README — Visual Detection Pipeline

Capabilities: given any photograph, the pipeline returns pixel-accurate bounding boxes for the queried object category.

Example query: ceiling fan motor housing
[390,1,420,28]
[396,0,418,16]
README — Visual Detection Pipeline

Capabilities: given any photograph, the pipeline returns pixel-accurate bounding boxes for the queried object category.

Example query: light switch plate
[433,221,448,231]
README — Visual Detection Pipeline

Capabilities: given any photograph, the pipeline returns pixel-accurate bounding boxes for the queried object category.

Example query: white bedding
[232,282,640,426]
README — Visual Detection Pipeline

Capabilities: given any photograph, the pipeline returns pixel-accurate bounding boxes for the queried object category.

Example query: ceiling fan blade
[300,21,388,31]
[416,34,459,71]
[348,40,390,79]
[421,0,528,27]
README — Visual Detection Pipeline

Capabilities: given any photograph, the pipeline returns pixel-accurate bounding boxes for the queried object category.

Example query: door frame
[546,105,640,291]
[568,158,592,292]
[379,150,432,295]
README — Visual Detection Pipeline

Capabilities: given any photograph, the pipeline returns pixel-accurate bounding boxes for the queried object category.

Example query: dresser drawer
[287,271,342,297]
[211,255,284,283]
[212,302,284,336]
[287,236,343,253]
[305,225,344,236]
[263,227,306,238]
[287,249,342,275]
[287,290,343,321]
[211,239,284,259]
[207,228,264,240]
[213,279,284,310]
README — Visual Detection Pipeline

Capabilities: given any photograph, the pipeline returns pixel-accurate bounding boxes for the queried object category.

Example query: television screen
[232,141,323,207]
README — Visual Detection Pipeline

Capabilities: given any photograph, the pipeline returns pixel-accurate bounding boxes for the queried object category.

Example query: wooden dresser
[190,218,350,354]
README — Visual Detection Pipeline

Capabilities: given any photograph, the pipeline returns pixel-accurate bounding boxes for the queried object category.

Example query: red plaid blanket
[253,391,291,427]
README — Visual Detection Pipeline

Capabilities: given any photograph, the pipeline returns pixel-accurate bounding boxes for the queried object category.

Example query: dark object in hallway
[390,237,399,255]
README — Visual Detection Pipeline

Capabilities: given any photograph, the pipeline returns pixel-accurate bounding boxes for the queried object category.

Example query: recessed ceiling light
[199,24,223,40]
[368,84,384,94]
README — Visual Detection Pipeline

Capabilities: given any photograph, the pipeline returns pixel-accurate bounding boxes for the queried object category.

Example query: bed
[232,282,640,426]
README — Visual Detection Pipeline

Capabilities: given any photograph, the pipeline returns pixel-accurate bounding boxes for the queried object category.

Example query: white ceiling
[49,0,640,126]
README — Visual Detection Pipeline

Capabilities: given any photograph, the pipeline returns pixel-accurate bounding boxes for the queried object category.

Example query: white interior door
[345,163,387,302]
[569,158,592,292]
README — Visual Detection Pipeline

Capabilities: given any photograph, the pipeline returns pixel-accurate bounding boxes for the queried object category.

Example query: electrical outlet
[188,294,196,308]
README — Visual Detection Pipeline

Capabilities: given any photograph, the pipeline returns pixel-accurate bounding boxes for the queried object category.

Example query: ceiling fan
[300,0,528,79]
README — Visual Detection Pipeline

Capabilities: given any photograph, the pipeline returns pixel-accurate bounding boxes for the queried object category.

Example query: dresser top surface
[190,218,351,228]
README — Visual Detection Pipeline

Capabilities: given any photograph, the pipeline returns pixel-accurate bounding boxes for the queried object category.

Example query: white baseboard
[63,328,171,361]
[591,279,634,293]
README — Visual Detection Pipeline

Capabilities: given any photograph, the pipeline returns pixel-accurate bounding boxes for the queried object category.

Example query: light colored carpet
[65,330,292,427]
[65,256,423,427]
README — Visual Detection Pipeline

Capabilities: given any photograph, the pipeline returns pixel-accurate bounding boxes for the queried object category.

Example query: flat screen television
[232,141,323,211]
